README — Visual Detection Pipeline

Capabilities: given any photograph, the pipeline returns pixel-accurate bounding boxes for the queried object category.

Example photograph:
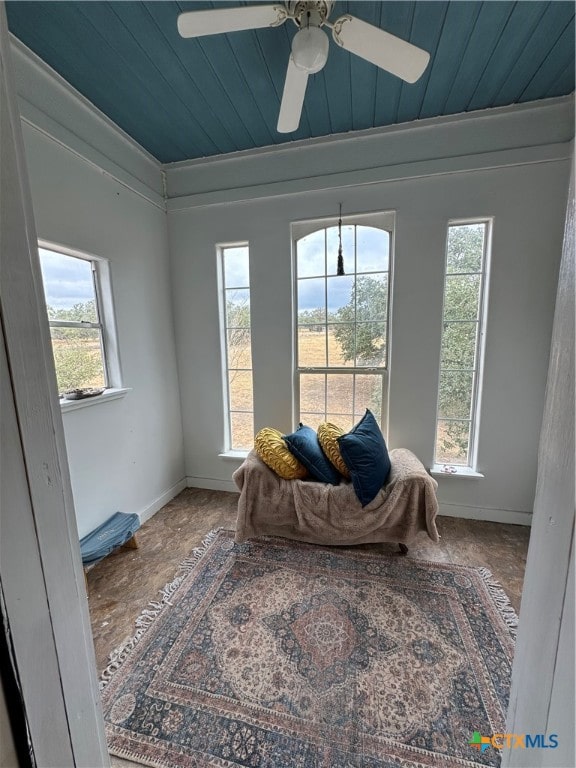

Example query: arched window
[293,213,393,433]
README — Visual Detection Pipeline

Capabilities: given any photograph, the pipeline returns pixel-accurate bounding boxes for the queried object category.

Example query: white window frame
[38,240,123,407]
[292,211,394,436]
[217,242,254,455]
[432,218,492,477]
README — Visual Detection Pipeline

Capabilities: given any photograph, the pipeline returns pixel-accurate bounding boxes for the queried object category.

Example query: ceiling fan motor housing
[286,1,333,28]
[287,1,332,73]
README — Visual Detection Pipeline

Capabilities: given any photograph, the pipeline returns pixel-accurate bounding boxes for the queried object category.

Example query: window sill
[219,450,249,461]
[431,464,484,479]
[59,387,131,413]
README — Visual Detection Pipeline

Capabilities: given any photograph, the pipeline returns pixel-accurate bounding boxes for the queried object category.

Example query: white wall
[167,100,573,523]
[11,34,574,529]
[14,41,185,538]
[504,157,575,768]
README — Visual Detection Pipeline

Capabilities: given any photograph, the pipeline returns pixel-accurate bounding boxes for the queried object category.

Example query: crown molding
[166,95,574,171]
[10,34,165,209]
[165,95,574,210]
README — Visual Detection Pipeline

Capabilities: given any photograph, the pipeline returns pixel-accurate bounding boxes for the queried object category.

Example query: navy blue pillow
[283,424,340,485]
[337,410,391,506]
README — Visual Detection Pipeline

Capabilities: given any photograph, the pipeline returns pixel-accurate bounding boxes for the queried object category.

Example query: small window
[294,213,392,433]
[434,220,491,469]
[219,244,254,451]
[38,244,117,395]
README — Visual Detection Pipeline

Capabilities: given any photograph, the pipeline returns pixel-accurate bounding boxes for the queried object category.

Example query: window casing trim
[291,212,394,436]
[217,242,253,453]
[38,239,123,394]
[433,217,492,471]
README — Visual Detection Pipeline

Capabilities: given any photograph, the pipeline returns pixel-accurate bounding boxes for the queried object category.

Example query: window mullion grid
[436,222,489,468]
[324,230,329,373]
[49,321,101,329]
[351,226,358,414]
[221,250,253,451]
[223,284,233,442]
[90,261,110,387]
[446,270,482,277]
[469,233,488,467]
[323,229,329,420]
[296,222,391,428]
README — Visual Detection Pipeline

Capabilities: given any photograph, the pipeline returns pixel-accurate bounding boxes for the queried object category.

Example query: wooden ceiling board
[350,1,381,131]
[521,22,575,102]
[547,61,576,100]
[466,1,548,112]
[493,2,575,107]
[373,2,415,126]
[396,1,449,125]
[194,32,278,147]
[76,1,219,157]
[323,44,353,135]
[145,1,255,152]
[23,1,185,161]
[420,2,482,119]
[227,30,290,141]
[6,1,575,163]
[442,1,516,116]
[112,1,238,155]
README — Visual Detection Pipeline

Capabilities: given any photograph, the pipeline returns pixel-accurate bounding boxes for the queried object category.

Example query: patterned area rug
[100,529,517,768]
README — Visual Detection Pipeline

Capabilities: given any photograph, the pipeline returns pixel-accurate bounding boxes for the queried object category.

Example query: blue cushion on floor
[283,424,340,485]
[80,511,140,565]
[337,410,391,506]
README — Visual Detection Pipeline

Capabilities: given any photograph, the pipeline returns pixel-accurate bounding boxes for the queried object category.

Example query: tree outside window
[39,247,108,394]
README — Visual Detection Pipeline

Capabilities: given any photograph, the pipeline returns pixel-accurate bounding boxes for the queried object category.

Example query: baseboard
[186,476,238,493]
[137,478,187,524]
[439,503,532,527]
[147,481,532,526]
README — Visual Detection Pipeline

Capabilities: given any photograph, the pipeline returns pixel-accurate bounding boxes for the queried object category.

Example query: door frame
[0,4,109,764]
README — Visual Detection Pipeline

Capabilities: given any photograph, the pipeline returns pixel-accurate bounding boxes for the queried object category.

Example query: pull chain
[337,202,345,276]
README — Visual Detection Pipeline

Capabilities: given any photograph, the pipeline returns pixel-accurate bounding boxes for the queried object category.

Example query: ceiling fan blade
[331,15,430,83]
[178,5,287,39]
[277,56,309,133]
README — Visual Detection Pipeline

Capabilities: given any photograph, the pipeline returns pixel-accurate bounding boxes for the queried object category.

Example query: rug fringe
[99,527,228,689]
[477,566,519,639]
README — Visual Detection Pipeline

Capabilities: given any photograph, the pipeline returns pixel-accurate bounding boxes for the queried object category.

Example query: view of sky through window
[39,247,95,310]
[295,223,390,430]
[38,247,107,393]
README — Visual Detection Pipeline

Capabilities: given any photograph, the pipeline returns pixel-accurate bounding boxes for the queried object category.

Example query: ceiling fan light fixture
[291,26,329,74]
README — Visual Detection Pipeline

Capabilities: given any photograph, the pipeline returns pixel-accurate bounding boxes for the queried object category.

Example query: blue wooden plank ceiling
[6,1,575,163]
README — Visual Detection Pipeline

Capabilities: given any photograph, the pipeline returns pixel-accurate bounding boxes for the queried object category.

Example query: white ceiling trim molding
[165,96,574,208]
[166,142,572,212]
[10,34,165,209]
[166,95,574,171]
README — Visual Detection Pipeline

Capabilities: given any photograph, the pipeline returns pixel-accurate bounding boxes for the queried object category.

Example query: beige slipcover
[232,448,439,546]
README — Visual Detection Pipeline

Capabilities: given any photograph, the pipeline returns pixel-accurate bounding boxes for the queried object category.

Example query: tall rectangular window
[435,220,491,469]
[38,245,112,395]
[220,245,253,450]
[294,214,392,432]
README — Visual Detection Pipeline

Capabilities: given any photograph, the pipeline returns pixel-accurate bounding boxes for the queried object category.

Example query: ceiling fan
[177,1,430,133]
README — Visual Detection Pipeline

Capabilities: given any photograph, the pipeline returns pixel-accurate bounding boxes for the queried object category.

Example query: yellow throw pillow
[317,422,350,479]
[254,427,308,480]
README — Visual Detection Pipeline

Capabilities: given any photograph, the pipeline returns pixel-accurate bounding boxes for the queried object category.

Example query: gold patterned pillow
[254,427,308,480]
[317,422,350,479]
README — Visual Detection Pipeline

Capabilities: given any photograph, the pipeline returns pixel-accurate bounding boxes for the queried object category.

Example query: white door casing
[0,3,109,765]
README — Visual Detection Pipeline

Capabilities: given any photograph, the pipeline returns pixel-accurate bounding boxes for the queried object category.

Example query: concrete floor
[88,486,531,768]
[87,487,531,675]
